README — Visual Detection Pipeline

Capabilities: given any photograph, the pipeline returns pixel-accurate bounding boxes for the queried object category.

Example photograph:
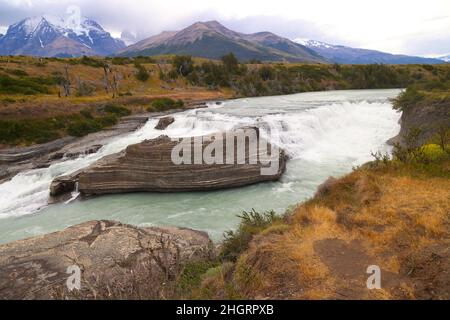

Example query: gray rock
[155,116,175,130]
[0,220,214,300]
[73,129,286,195]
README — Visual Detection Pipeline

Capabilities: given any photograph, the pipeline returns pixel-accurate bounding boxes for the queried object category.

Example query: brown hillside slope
[197,161,450,300]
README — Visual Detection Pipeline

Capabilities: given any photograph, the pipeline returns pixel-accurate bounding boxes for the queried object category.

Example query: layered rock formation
[0,220,214,299]
[155,116,175,130]
[72,128,286,196]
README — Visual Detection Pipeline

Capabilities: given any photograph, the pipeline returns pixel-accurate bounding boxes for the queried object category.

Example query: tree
[221,52,239,73]
[135,63,150,82]
[172,55,194,77]
[61,64,71,97]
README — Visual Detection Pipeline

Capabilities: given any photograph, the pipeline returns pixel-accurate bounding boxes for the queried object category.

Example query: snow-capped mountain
[0,15,125,57]
[295,39,444,64]
[438,55,450,62]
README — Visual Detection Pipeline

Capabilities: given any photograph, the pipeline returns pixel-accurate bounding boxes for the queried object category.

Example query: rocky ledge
[388,99,449,147]
[51,128,287,197]
[0,220,214,300]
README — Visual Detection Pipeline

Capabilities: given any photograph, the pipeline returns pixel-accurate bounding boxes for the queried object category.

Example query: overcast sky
[0,0,449,56]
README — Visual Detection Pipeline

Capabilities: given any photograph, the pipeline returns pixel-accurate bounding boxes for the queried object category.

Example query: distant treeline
[162,53,450,97]
[0,54,449,98]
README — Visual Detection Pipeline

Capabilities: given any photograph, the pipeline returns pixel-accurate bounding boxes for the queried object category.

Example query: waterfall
[0,89,402,220]
[64,181,80,205]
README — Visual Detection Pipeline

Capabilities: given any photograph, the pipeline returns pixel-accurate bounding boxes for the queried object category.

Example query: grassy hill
[0,55,449,147]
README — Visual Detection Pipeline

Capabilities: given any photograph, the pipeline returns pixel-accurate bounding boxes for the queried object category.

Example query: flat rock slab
[76,129,287,195]
[0,220,214,300]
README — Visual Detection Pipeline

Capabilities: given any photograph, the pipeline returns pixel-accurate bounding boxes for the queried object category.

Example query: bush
[67,115,118,137]
[5,69,29,77]
[172,55,194,77]
[103,104,132,117]
[0,74,51,95]
[79,56,107,68]
[135,63,150,82]
[392,87,425,111]
[220,209,282,262]
[149,98,184,111]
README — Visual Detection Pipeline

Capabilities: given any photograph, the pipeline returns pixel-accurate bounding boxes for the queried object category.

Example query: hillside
[0,55,449,147]
[120,21,325,63]
[296,39,444,65]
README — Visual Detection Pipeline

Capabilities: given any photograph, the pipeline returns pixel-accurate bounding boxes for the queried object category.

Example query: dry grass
[0,56,232,120]
[200,160,450,300]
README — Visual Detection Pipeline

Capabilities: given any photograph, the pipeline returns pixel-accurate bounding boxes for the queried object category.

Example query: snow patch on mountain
[294,39,334,49]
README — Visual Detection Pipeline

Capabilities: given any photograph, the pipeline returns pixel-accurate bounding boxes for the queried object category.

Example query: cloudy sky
[0,0,449,56]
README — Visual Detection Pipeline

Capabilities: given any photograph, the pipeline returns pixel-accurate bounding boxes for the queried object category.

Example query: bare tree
[103,64,110,94]
[62,64,71,97]
[110,71,121,98]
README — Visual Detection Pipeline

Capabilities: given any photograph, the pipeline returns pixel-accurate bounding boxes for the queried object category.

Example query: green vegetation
[148,97,184,112]
[172,55,194,77]
[134,62,150,82]
[220,209,285,262]
[0,74,53,95]
[103,103,132,117]
[0,104,131,144]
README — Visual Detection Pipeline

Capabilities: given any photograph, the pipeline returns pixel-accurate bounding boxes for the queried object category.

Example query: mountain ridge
[295,39,444,64]
[120,21,325,63]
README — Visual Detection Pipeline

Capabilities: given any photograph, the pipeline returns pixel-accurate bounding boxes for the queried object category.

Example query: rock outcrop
[155,116,175,130]
[0,114,150,184]
[73,128,286,196]
[0,221,214,300]
[388,99,449,147]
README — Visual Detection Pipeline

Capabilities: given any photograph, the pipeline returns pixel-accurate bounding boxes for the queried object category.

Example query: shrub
[80,56,107,68]
[135,63,150,82]
[5,69,29,77]
[0,74,51,95]
[172,55,194,77]
[103,104,132,117]
[221,53,239,73]
[220,209,281,262]
[67,115,118,137]
[149,98,184,111]
[392,87,425,111]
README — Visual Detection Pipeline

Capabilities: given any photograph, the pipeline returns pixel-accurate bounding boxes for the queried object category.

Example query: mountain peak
[120,21,325,63]
[0,15,125,57]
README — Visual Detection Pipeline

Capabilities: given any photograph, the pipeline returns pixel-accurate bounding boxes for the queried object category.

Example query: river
[0,89,402,243]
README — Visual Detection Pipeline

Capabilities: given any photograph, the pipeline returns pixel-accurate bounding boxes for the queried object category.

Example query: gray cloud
[0,0,448,56]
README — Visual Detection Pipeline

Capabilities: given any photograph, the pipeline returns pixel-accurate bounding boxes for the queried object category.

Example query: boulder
[74,129,286,195]
[0,220,214,300]
[155,116,175,130]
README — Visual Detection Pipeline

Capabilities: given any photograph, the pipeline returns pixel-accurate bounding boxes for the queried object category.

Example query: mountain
[120,21,325,63]
[0,15,125,57]
[120,30,138,46]
[438,55,450,62]
[295,39,444,64]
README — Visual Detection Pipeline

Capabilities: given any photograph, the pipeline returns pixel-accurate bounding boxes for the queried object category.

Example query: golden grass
[207,161,450,300]
[0,56,233,120]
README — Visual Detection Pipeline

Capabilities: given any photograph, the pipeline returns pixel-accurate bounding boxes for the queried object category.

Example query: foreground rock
[0,221,214,300]
[155,116,175,130]
[63,128,286,196]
